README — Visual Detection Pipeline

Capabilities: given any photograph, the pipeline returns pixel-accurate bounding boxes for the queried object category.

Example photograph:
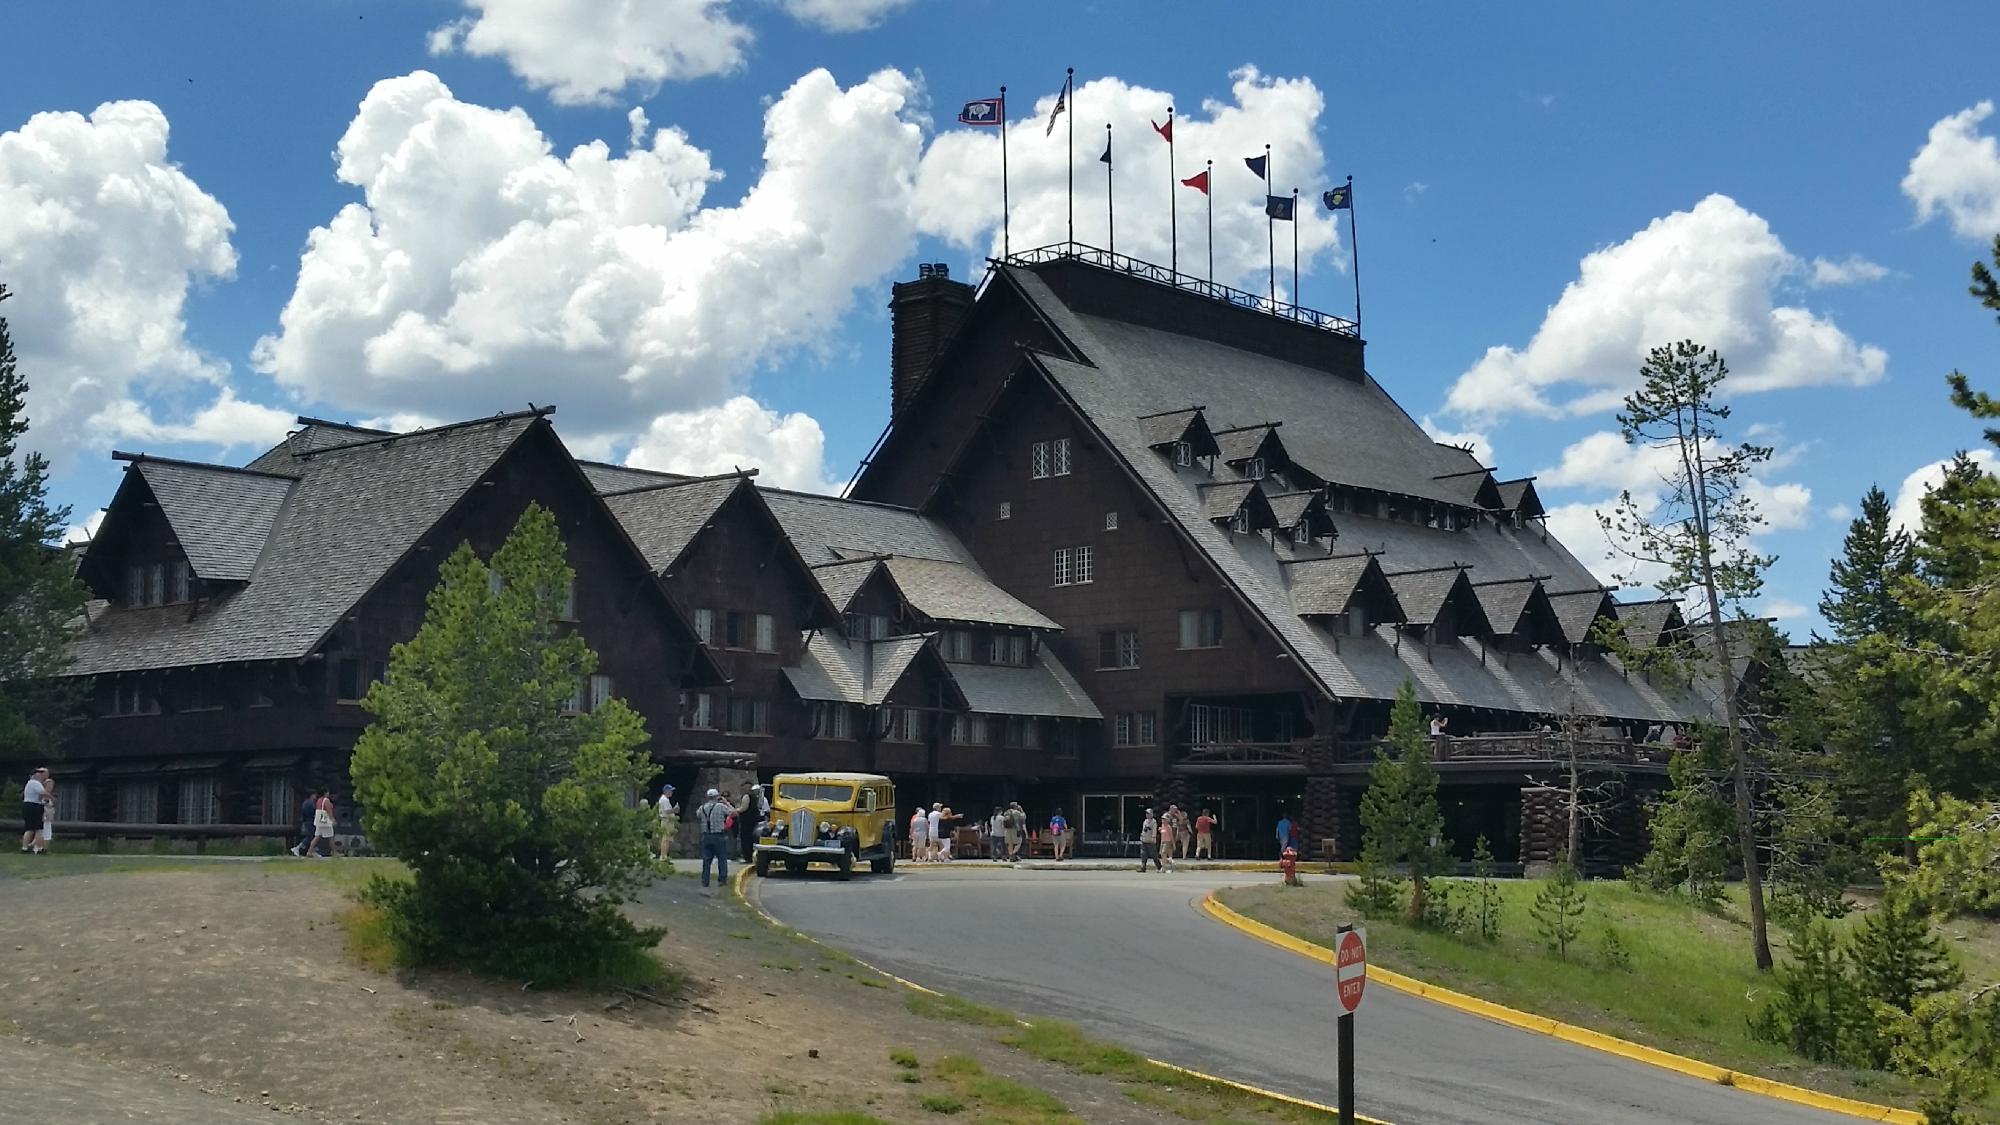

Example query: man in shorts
[1194,808,1216,859]
[655,783,679,859]
[20,767,50,854]
[909,807,930,862]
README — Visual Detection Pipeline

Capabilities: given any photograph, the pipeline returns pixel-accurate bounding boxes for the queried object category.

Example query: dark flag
[958,97,1004,126]
[1266,194,1295,221]
[1244,153,1268,179]
[1099,135,1112,164]
[1322,184,1352,210]
[1152,118,1172,143]
[1180,170,1209,194]
[1045,80,1067,137]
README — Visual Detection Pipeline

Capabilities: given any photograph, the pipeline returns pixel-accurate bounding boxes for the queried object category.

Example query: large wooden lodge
[21,246,1721,864]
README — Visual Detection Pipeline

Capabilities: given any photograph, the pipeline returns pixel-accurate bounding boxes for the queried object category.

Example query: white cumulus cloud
[779,0,918,32]
[88,387,294,451]
[1891,449,1997,535]
[428,0,750,105]
[625,395,842,494]
[254,67,926,452]
[62,508,105,546]
[1903,100,2000,241]
[1445,195,1886,420]
[1806,254,1890,287]
[0,100,272,466]
[913,68,1345,300]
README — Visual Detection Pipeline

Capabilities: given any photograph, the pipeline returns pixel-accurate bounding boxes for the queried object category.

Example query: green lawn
[1220,878,2000,1113]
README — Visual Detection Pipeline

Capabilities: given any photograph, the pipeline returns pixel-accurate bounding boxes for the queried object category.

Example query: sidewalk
[900,856,1326,873]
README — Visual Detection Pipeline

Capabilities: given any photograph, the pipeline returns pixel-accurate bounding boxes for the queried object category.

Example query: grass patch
[890,1048,920,1070]
[338,902,401,972]
[905,991,1019,1028]
[0,852,213,880]
[1218,879,1985,1112]
[919,1093,964,1113]
[759,1113,890,1125]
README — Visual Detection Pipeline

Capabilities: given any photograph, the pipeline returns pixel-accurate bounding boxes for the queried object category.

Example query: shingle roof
[1214,424,1279,465]
[66,414,544,677]
[880,555,1061,630]
[601,476,745,573]
[1385,567,1467,627]
[1266,491,1320,530]
[1496,478,1544,518]
[1004,264,1717,724]
[129,460,296,582]
[782,632,933,705]
[1287,554,1376,617]
[1614,599,1681,650]
[1471,578,1542,635]
[1200,479,1260,522]
[580,461,685,494]
[1547,589,1616,645]
[1138,407,1204,448]
[812,558,880,612]
[944,649,1101,718]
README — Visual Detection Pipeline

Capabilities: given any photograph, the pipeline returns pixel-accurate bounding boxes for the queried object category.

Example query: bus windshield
[776,783,855,804]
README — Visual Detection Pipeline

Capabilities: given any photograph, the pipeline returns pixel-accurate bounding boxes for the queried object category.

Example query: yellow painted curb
[732,868,1388,1122]
[1200,893,1922,1125]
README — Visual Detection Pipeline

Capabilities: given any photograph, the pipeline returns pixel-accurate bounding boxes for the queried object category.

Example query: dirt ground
[0,858,1191,1124]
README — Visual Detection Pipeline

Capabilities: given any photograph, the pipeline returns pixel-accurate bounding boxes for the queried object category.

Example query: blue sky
[4,1,1999,633]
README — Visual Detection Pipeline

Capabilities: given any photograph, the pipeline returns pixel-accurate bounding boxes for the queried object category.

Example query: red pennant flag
[1152,118,1172,143]
[1178,169,1209,194]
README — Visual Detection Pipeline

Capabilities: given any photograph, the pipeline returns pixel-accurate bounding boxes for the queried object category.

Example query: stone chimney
[889,262,975,419]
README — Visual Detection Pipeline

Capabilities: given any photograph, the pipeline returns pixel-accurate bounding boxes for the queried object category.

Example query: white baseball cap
[706,788,720,798]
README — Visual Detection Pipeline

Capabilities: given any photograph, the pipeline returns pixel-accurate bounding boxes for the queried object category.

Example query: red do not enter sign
[1336,927,1367,1014]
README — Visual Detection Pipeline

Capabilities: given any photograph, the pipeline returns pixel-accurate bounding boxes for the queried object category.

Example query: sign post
[1335,924,1367,1125]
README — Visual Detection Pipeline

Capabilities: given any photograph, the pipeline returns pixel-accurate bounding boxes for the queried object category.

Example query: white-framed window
[589,674,614,712]
[1074,544,1093,584]
[1139,710,1157,744]
[1178,609,1224,649]
[1172,441,1192,467]
[1230,509,1251,534]
[1112,711,1158,746]
[1104,511,1119,531]
[177,777,220,825]
[754,613,777,653]
[1245,457,1266,480]
[1114,713,1131,745]
[998,500,1012,520]
[1188,703,1255,745]
[558,579,577,620]
[1097,629,1140,670]
[1052,438,1072,475]
[950,713,990,746]
[871,614,892,640]
[1030,441,1051,479]
[1053,547,1070,586]
[259,775,292,826]
[885,707,922,742]
[693,608,714,645]
[118,780,158,824]
[681,691,715,729]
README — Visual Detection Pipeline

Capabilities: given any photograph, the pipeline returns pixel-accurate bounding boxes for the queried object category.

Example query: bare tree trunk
[1567,751,1583,865]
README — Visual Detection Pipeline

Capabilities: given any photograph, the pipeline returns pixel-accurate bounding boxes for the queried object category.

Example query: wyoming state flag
[958,97,1004,126]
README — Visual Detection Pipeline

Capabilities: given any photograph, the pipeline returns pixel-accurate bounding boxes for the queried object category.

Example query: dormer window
[1244,457,1266,480]
[1231,509,1251,534]
[1172,441,1192,467]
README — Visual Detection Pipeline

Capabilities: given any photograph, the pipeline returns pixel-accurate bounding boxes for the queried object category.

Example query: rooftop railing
[1002,242,1360,338]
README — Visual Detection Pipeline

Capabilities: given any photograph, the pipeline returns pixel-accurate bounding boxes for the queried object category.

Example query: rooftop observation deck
[1002,242,1360,339]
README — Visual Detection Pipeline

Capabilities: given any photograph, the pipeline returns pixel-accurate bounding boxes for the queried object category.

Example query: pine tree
[1354,682,1453,926]
[0,285,86,755]
[1750,922,1870,1064]
[1851,887,1961,1015]
[1631,737,1732,909]
[1471,835,1502,942]
[1599,340,1776,970]
[349,504,661,984]
[1530,859,1586,959]
[1819,486,1915,644]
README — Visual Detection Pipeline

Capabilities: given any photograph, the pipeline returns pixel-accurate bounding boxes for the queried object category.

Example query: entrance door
[1221,794,1261,859]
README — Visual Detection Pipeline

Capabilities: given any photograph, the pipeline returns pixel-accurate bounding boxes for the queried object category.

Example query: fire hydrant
[1279,846,1301,887]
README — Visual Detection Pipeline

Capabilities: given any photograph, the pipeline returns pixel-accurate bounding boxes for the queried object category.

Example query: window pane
[147,564,165,606]
[1052,547,1069,586]
[998,501,1012,520]
[124,565,145,605]
[560,580,577,619]
[1114,714,1131,745]
[754,613,776,652]
[1074,546,1093,584]
[1030,441,1049,479]
[694,608,713,644]
[1140,711,1156,744]
[725,612,744,647]
[1119,631,1139,668]
[590,674,613,711]
[871,615,890,640]
[1179,611,1198,649]
[1053,438,1071,475]
[168,562,190,604]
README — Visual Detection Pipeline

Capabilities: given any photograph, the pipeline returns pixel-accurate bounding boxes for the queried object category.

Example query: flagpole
[1167,106,1177,277]
[1346,175,1361,330]
[1291,187,1300,313]
[1104,123,1115,257]
[1205,159,1214,289]
[1066,69,1074,249]
[1264,144,1275,307]
[1000,85,1010,261]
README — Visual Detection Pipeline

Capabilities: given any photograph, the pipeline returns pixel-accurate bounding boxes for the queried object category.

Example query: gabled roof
[811,558,881,612]
[943,648,1101,719]
[1429,468,1503,510]
[783,632,934,706]
[1287,553,1399,619]
[579,460,685,494]
[243,418,393,473]
[119,458,296,582]
[1546,589,1617,645]
[1214,423,1284,467]
[1470,577,1545,636]
[1199,479,1264,523]
[1614,599,1684,650]
[1496,478,1546,519]
[1137,406,1220,458]
[601,475,747,574]
[67,413,549,676]
[879,555,1061,630]
[1384,566,1473,627]
[1267,490,1336,540]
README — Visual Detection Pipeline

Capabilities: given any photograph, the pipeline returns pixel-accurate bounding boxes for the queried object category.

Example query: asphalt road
[752,868,1871,1125]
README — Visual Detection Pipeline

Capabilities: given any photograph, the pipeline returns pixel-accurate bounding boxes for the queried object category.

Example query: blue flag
[1244,153,1268,179]
[957,97,1004,126]
[1266,194,1295,221]
[1322,184,1352,210]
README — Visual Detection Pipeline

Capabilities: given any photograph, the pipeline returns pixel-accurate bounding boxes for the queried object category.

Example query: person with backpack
[1047,809,1070,861]
[1003,802,1026,862]
[694,788,734,889]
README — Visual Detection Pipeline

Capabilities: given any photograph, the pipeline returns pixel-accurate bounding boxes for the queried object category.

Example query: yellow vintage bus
[753,772,898,879]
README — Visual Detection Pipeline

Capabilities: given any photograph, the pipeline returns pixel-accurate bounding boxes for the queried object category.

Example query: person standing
[1004,802,1026,862]
[1158,809,1178,872]
[1194,808,1216,860]
[694,787,733,889]
[1169,805,1193,861]
[1138,808,1161,872]
[1274,811,1293,860]
[20,767,49,854]
[909,806,930,863]
[736,782,764,862]
[654,783,679,860]
[1047,809,1069,861]
[926,803,944,862]
[987,807,1007,861]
